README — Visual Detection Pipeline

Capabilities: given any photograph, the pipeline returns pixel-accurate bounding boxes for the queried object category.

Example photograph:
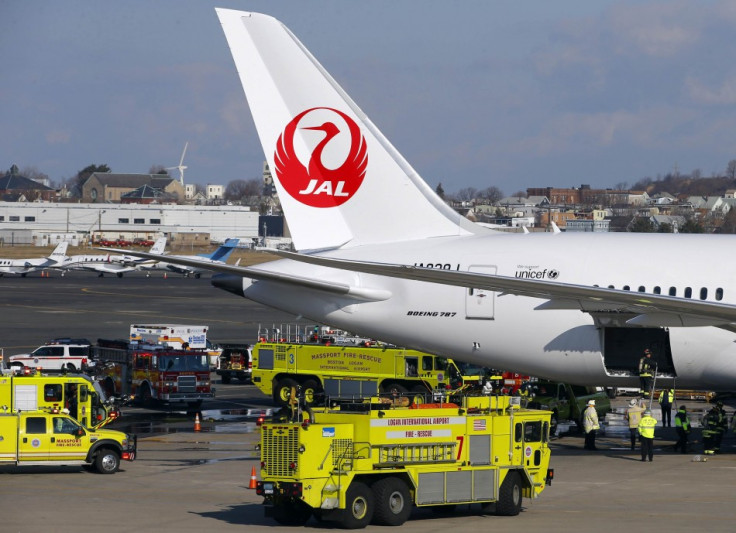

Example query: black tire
[138,383,154,407]
[340,481,374,529]
[272,500,312,526]
[116,272,124,278]
[65,363,76,372]
[301,379,321,405]
[194,273,201,279]
[372,477,411,526]
[381,382,407,397]
[273,377,298,406]
[221,374,231,384]
[495,471,522,516]
[95,448,120,474]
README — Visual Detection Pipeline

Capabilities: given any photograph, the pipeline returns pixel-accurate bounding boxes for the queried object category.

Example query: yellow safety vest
[638,416,657,438]
[658,390,674,404]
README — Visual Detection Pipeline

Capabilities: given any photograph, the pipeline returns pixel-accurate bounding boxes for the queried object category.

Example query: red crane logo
[274,107,368,208]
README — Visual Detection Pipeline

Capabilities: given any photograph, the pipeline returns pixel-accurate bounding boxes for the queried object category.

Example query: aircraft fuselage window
[638,286,646,292]
[684,287,692,298]
[716,288,724,301]
[623,285,630,291]
[653,286,661,294]
[700,287,708,300]
[669,287,676,296]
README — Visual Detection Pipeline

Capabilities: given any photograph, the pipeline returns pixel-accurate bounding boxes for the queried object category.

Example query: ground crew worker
[638,409,657,461]
[658,388,674,427]
[702,406,720,455]
[638,349,654,397]
[583,399,600,451]
[673,405,690,453]
[625,398,645,451]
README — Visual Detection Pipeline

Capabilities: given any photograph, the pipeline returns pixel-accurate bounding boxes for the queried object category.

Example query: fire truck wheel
[495,470,522,516]
[273,378,298,406]
[139,383,154,407]
[301,380,320,405]
[221,374,231,384]
[371,477,411,526]
[381,382,407,398]
[272,500,312,526]
[95,449,120,474]
[341,481,374,529]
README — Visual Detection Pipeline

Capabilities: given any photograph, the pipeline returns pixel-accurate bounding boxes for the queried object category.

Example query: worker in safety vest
[638,409,657,462]
[658,388,675,427]
[673,406,690,454]
[583,399,600,451]
[638,349,654,398]
[625,398,645,451]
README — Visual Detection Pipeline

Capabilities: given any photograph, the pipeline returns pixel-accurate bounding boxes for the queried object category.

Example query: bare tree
[456,187,478,203]
[478,186,503,204]
[726,160,736,180]
[149,165,169,175]
[225,178,262,204]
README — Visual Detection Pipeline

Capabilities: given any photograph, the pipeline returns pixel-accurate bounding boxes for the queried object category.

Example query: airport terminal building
[0,202,259,247]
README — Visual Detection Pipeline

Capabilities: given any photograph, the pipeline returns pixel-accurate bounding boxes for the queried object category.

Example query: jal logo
[274,107,368,208]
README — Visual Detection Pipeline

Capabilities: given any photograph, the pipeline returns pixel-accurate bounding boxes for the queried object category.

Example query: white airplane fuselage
[233,231,736,390]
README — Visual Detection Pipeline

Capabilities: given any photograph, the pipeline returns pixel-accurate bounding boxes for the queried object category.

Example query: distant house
[82,173,185,203]
[650,215,686,231]
[0,171,55,202]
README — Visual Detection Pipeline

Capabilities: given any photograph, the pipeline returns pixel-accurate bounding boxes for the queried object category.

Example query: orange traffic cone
[194,413,201,432]
[248,466,258,489]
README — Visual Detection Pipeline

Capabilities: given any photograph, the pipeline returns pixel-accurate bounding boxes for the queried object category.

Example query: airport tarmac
[1,273,736,531]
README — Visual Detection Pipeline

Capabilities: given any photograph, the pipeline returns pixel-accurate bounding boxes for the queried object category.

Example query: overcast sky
[2,0,736,196]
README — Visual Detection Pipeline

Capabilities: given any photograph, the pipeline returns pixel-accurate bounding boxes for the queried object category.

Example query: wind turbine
[167,141,188,185]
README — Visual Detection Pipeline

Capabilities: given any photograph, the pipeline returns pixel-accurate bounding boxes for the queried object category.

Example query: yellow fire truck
[255,394,553,528]
[253,341,485,406]
[0,409,136,474]
[0,372,119,429]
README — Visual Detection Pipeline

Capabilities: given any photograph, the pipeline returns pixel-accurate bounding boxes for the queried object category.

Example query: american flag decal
[473,419,486,431]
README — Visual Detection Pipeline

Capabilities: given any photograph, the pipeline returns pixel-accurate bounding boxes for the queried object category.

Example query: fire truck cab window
[26,417,46,434]
[421,357,433,372]
[54,417,80,435]
[514,422,523,442]
[44,384,63,402]
[525,421,542,442]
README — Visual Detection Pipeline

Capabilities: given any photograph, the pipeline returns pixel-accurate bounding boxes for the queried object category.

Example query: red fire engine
[95,339,214,408]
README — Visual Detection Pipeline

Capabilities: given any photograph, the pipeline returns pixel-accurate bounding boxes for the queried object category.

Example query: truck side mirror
[75,427,85,438]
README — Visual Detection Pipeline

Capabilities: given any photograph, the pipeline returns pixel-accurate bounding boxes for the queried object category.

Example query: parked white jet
[59,237,166,277]
[110,9,736,392]
[137,238,240,278]
[0,242,69,277]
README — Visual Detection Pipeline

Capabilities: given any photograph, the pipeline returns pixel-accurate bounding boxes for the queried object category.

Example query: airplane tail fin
[216,9,482,252]
[149,237,167,255]
[204,238,239,262]
[49,242,69,260]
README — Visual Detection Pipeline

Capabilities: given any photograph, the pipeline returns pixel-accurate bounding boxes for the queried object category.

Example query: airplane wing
[102,247,736,327]
[96,248,391,301]
[270,251,736,329]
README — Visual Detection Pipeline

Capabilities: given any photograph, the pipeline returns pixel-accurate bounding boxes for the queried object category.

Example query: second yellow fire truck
[252,340,485,406]
[255,393,553,528]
